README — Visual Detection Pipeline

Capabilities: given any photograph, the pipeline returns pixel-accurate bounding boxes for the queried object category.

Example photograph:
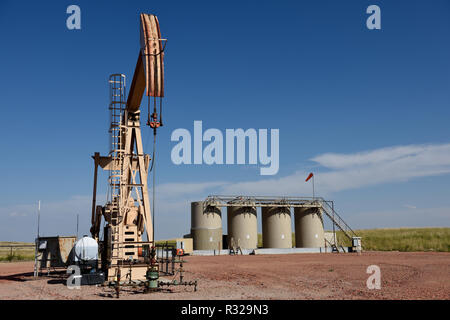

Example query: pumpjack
[90,13,166,281]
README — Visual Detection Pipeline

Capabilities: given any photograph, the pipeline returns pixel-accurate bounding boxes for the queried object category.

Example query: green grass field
[336,227,450,252]
[0,241,35,262]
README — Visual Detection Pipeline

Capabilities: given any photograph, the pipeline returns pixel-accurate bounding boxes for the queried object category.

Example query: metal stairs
[318,198,358,243]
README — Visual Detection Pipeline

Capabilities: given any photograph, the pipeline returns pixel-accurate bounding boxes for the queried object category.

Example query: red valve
[149,121,161,128]
[147,112,161,128]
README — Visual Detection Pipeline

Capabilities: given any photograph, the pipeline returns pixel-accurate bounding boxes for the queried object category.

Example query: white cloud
[311,144,449,169]
[222,143,450,195]
[313,143,450,192]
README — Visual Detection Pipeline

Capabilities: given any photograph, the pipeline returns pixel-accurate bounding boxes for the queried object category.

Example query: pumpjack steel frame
[90,13,166,281]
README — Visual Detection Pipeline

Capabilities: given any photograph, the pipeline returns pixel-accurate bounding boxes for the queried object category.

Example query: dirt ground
[0,251,449,300]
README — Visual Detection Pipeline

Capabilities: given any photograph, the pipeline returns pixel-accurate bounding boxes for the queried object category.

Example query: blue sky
[0,0,449,241]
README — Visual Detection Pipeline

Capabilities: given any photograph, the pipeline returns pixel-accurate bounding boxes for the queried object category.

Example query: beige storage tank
[294,206,324,248]
[262,206,292,248]
[191,201,222,250]
[227,205,257,249]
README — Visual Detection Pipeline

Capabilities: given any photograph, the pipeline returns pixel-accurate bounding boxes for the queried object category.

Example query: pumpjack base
[106,264,149,282]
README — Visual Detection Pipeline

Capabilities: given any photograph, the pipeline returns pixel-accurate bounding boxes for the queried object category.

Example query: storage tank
[74,236,98,263]
[262,206,292,248]
[227,205,257,249]
[294,206,324,248]
[191,201,222,250]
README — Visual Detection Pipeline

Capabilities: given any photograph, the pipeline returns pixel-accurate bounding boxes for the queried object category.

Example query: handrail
[319,200,358,241]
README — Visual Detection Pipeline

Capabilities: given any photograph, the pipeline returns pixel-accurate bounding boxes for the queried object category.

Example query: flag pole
[312,175,315,201]
[37,200,40,239]
[34,200,41,278]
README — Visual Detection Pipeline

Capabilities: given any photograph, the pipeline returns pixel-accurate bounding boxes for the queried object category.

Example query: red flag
[305,172,314,182]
